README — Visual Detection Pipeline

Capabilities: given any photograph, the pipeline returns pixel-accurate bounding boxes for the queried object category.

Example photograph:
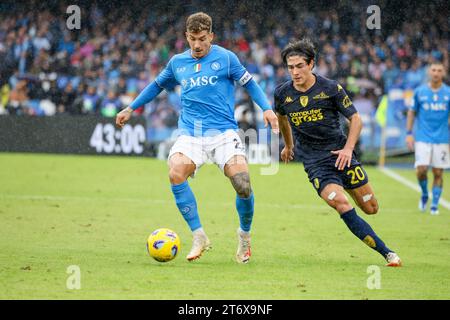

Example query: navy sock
[171,181,201,232]
[340,208,391,258]
[236,193,254,232]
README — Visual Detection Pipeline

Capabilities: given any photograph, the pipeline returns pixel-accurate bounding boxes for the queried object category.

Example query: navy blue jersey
[274,74,358,167]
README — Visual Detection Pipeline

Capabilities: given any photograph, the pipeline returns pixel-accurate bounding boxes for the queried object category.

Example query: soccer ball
[147,228,181,262]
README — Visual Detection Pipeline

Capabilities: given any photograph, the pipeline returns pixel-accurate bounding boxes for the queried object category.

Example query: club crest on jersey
[194,63,201,73]
[313,178,320,189]
[211,62,221,71]
[300,96,309,107]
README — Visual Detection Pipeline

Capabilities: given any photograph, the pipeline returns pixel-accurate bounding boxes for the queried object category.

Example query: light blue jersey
[412,83,450,143]
[154,45,258,136]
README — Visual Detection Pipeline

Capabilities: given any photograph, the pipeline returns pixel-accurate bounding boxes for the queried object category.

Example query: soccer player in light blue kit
[116,12,279,263]
[406,61,450,215]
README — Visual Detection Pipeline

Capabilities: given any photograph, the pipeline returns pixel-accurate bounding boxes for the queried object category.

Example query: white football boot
[186,229,211,261]
[430,206,439,215]
[418,196,428,212]
[236,228,251,264]
[385,252,402,267]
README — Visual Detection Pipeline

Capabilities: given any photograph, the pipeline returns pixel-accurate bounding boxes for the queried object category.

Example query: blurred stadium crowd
[0,0,448,140]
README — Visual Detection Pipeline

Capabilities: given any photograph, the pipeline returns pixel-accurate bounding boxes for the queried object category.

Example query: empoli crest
[300,96,309,107]
[313,178,320,189]
[363,235,376,248]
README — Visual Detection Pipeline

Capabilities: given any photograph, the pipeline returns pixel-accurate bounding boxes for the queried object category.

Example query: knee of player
[433,172,444,182]
[327,193,351,212]
[363,200,379,215]
[168,168,187,184]
[237,184,252,198]
[230,172,252,198]
[417,168,428,179]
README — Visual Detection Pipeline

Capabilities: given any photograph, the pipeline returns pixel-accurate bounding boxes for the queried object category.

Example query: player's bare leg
[320,183,401,267]
[320,183,353,214]
[430,167,443,215]
[168,152,196,184]
[225,155,253,263]
[169,153,211,261]
[416,165,429,212]
[345,183,379,215]
[225,155,251,198]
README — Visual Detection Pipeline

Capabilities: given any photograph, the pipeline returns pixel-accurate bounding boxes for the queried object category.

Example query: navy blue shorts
[304,158,369,196]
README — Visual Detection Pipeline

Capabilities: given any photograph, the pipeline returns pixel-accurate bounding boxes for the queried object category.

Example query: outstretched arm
[116,57,176,128]
[115,81,163,128]
[243,79,279,133]
[228,51,278,133]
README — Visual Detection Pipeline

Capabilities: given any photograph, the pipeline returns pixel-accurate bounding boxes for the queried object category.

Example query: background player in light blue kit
[406,61,450,215]
[116,12,279,263]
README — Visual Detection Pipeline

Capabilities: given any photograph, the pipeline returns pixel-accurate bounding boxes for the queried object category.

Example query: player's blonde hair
[186,12,212,33]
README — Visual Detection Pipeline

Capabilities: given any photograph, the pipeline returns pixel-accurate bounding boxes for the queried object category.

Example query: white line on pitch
[0,193,422,213]
[379,167,450,210]
[0,194,327,210]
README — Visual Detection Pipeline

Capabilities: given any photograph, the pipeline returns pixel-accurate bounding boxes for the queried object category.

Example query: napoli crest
[211,62,221,71]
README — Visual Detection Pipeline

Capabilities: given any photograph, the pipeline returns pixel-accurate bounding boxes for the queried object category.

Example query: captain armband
[238,71,252,86]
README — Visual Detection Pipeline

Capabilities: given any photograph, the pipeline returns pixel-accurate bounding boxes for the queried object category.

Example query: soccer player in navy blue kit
[275,39,401,266]
[116,12,279,263]
[406,61,450,215]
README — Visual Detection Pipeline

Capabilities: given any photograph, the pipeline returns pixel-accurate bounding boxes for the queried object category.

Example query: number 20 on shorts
[346,166,366,185]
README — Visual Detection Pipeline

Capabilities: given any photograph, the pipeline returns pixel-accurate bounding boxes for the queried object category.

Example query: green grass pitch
[1,153,449,299]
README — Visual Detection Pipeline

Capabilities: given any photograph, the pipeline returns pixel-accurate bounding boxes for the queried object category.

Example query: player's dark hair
[281,38,316,67]
[186,12,212,33]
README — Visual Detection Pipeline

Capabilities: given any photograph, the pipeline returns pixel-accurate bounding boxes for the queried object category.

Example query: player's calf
[231,172,255,237]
